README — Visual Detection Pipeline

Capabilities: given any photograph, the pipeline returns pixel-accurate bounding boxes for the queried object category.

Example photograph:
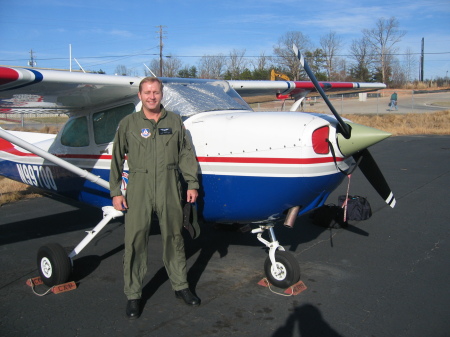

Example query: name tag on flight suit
[158,128,172,135]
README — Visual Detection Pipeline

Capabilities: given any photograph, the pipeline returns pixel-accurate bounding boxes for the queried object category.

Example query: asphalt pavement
[0,135,449,337]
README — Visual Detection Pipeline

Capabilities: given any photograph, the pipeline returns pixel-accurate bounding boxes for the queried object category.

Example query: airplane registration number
[16,164,57,191]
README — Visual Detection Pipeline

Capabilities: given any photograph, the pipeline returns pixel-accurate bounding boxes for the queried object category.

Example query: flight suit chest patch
[158,128,172,135]
[141,128,151,138]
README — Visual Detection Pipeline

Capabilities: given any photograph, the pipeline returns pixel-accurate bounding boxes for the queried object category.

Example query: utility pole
[157,25,167,77]
[419,37,424,82]
[28,49,36,67]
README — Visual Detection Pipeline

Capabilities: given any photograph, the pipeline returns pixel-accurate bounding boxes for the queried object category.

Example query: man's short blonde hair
[139,77,164,92]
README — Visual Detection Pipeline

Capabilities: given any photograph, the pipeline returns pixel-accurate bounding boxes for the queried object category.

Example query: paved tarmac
[0,135,449,337]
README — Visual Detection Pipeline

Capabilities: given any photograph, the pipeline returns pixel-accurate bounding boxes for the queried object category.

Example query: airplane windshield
[162,81,252,116]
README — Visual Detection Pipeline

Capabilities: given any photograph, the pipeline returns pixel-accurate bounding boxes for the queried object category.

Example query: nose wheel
[252,224,300,288]
[264,250,300,288]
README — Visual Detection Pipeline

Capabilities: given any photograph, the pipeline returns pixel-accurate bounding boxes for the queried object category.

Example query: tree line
[114,17,438,87]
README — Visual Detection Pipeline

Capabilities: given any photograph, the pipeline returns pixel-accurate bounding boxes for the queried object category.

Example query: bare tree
[163,55,183,77]
[362,17,406,84]
[402,47,417,83]
[228,49,247,80]
[348,37,375,81]
[252,51,270,72]
[334,57,348,81]
[147,59,161,77]
[320,31,343,80]
[115,65,130,76]
[250,51,272,80]
[198,54,227,79]
[390,58,407,86]
[273,31,312,80]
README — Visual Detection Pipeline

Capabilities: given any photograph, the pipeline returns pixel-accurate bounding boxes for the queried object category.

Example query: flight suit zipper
[150,121,157,209]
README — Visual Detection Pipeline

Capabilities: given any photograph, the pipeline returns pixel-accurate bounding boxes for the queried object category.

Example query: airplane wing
[0,66,386,114]
[0,66,142,113]
[229,80,386,99]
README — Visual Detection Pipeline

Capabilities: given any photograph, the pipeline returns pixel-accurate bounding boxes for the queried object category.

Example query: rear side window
[61,116,89,147]
[93,103,135,144]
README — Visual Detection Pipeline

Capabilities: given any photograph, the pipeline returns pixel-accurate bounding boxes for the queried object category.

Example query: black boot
[175,288,200,306]
[126,299,141,319]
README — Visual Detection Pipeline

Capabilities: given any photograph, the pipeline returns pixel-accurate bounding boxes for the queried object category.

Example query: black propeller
[293,45,396,208]
[353,149,396,208]
[293,45,351,139]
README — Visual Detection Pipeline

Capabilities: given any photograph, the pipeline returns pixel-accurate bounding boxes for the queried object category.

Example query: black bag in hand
[338,195,372,221]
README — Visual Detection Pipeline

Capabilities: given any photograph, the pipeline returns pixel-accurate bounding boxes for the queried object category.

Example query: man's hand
[186,189,198,203]
[112,195,128,211]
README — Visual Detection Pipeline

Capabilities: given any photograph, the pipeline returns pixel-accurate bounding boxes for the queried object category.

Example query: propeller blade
[353,149,396,208]
[293,44,351,139]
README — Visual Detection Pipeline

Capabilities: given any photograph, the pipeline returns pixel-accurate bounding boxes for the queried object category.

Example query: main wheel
[37,243,72,287]
[264,250,300,288]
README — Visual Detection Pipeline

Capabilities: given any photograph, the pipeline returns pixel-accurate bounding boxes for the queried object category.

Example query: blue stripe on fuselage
[0,159,346,224]
[198,172,345,223]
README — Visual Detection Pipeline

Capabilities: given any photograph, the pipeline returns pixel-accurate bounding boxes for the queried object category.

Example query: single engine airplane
[0,46,395,289]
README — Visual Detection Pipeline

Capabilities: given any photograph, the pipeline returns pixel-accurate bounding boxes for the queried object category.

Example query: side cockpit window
[93,103,135,144]
[61,116,89,147]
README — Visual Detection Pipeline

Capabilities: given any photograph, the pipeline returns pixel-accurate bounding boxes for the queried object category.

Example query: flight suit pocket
[129,168,148,173]
[129,131,147,147]
[164,130,179,164]
[166,163,182,201]
[167,164,178,170]
[126,168,148,204]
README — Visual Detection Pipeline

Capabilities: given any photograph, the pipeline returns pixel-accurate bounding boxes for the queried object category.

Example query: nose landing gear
[252,224,300,288]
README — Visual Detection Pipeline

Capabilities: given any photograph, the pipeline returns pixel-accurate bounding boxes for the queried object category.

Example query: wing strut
[0,128,110,190]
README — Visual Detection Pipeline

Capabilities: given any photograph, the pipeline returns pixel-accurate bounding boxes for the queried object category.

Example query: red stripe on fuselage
[0,144,342,165]
[197,156,342,164]
[0,138,35,156]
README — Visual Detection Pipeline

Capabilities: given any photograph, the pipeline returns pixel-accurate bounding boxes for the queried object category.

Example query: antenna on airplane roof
[74,58,86,73]
[143,63,157,77]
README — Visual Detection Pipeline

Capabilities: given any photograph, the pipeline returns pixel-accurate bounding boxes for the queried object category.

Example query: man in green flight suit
[109,77,200,319]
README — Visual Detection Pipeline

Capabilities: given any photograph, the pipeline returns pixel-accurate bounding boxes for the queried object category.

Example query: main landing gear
[252,224,300,288]
[36,207,124,287]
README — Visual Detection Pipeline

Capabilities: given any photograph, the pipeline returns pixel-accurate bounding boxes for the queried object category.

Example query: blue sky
[1,0,449,79]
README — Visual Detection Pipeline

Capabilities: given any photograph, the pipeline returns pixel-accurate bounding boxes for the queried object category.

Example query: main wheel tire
[37,243,72,287]
[264,250,300,288]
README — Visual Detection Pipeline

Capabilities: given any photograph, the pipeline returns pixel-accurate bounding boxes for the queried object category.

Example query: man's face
[138,81,163,113]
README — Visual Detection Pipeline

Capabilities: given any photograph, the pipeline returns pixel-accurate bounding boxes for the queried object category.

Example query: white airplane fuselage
[0,107,351,224]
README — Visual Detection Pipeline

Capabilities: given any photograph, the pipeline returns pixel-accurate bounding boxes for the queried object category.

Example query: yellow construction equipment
[270,69,290,81]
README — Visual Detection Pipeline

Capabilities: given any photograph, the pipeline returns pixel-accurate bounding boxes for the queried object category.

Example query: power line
[1,51,449,63]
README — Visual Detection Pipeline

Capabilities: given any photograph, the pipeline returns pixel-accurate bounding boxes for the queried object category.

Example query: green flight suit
[109,106,199,300]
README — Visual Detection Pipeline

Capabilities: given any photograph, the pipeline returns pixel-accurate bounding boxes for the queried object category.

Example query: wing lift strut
[0,128,123,287]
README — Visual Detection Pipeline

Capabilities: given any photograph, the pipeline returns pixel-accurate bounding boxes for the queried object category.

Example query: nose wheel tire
[37,243,72,287]
[264,250,300,288]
